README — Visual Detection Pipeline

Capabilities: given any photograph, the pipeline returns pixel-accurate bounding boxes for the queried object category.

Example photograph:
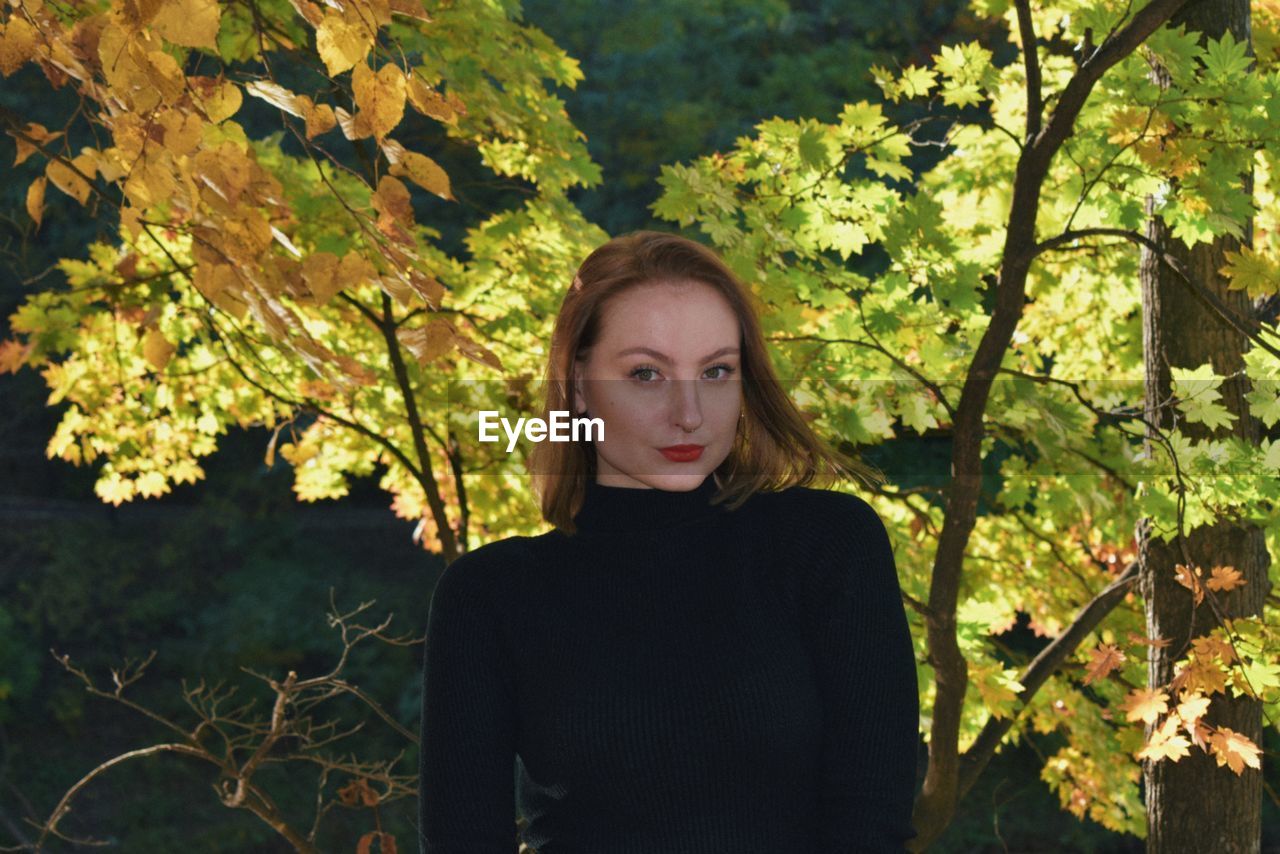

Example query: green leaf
[1202,32,1252,80]
[1247,380,1280,428]
[797,123,836,171]
[1170,362,1237,432]
[1220,245,1280,298]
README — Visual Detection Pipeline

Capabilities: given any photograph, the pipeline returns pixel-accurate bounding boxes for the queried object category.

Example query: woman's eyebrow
[615,346,740,363]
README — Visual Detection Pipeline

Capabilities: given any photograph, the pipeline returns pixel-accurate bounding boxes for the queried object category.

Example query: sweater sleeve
[418,549,518,854]
[802,493,920,852]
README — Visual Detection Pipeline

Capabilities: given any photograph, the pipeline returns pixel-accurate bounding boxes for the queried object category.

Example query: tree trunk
[1138,1,1269,850]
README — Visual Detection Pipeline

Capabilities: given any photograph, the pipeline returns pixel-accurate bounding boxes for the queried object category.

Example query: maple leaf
[1190,632,1237,664]
[1208,726,1262,774]
[1174,563,1205,605]
[0,338,33,374]
[1205,565,1246,592]
[1083,642,1126,685]
[1126,630,1172,649]
[1220,245,1280,298]
[1175,691,1211,726]
[1121,687,1169,724]
[1137,714,1193,763]
[1233,657,1280,699]
[1172,658,1229,697]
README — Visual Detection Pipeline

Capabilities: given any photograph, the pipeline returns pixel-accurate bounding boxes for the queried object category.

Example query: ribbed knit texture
[418,473,919,853]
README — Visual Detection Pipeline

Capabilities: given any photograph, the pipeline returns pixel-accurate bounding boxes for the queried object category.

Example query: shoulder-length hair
[527,229,885,534]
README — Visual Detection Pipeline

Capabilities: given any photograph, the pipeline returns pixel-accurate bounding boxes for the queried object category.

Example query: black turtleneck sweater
[418,474,919,853]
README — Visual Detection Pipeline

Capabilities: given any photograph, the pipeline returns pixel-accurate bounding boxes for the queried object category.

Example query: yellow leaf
[396,318,457,365]
[135,470,170,498]
[96,471,135,506]
[110,0,165,32]
[279,441,319,465]
[302,98,336,138]
[123,156,178,209]
[159,109,203,156]
[1172,657,1229,697]
[406,74,456,123]
[301,251,343,304]
[10,121,61,166]
[455,333,502,371]
[389,150,453,200]
[1136,714,1191,763]
[377,271,416,303]
[1120,687,1168,725]
[338,250,378,288]
[120,204,143,240]
[372,174,413,224]
[361,0,393,26]
[142,327,175,370]
[1175,692,1211,725]
[407,268,444,307]
[45,158,91,205]
[191,75,242,123]
[26,175,45,228]
[1190,632,1237,664]
[352,60,406,140]
[0,14,38,77]
[70,151,98,181]
[1208,726,1261,774]
[316,12,371,77]
[144,48,186,106]
[151,0,221,49]
[192,262,248,318]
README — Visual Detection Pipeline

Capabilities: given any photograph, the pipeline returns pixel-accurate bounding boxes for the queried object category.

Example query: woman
[418,231,919,853]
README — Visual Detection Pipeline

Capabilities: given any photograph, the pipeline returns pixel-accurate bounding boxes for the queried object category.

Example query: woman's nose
[671,379,703,432]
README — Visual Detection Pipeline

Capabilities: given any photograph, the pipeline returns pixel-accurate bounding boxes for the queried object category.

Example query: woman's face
[572,278,743,490]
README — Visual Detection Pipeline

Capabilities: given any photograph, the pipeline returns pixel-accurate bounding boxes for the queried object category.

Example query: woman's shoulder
[432,535,534,605]
[747,483,880,525]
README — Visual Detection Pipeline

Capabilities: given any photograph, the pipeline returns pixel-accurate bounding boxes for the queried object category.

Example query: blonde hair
[527,230,885,534]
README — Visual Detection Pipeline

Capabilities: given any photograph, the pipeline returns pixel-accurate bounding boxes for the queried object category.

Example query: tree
[649,0,1280,846]
[1136,0,1270,848]
[0,0,606,564]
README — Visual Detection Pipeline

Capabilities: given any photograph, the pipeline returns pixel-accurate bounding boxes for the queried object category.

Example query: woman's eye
[629,365,736,381]
[706,364,736,380]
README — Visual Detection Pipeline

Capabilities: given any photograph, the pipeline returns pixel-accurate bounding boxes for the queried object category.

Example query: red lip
[659,444,704,462]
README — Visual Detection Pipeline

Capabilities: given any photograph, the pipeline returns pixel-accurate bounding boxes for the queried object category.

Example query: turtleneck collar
[571,473,724,535]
